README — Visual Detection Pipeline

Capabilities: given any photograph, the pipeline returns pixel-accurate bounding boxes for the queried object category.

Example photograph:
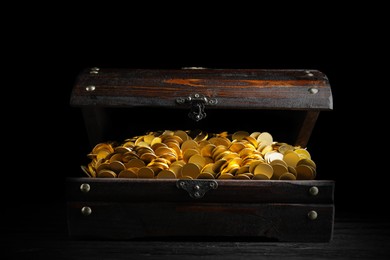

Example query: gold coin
[208,137,231,147]
[92,143,114,155]
[254,163,273,179]
[150,136,162,147]
[201,163,215,175]
[201,143,216,157]
[297,158,317,169]
[271,164,288,180]
[236,165,250,175]
[283,151,300,167]
[123,141,135,148]
[109,161,126,173]
[118,169,138,178]
[264,151,283,163]
[138,167,155,178]
[229,142,246,153]
[234,174,251,180]
[243,136,258,148]
[151,142,167,151]
[180,176,193,180]
[257,132,273,145]
[188,154,206,168]
[140,152,157,163]
[270,159,287,167]
[295,148,311,159]
[249,160,264,173]
[159,152,177,163]
[114,146,131,154]
[165,142,181,158]
[239,147,255,158]
[181,140,199,152]
[183,148,200,163]
[171,160,186,167]
[194,131,208,142]
[295,165,315,180]
[278,144,294,154]
[143,134,155,145]
[232,131,250,141]
[97,150,110,161]
[279,172,296,180]
[97,169,117,178]
[174,130,189,142]
[109,153,123,163]
[181,163,200,179]
[135,146,154,155]
[156,169,176,179]
[260,145,273,156]
[242,172,254,179]
[250,131,261,139]
[96,162,111,173]
[197,172,215,179]
[212,159,228,173]
[169,164,183,177]
[125,158,145,168]
[122,151,139,162]
[218,173,234,179]
[288,166,297,176]
[252,174,270,180]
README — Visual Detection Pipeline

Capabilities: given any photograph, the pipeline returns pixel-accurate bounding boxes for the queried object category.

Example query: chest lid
[70,68,332,110]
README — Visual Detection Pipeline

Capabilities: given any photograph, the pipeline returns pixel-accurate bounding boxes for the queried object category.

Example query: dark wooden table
[2,204,389,260]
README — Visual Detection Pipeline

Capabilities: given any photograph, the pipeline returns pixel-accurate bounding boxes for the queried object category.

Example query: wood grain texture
[70,69,333,110]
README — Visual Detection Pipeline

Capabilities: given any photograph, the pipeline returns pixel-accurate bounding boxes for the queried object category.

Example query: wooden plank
[70,69,333,110]
[81,107,110,146]
[67,202,334,242]
[66,178,334,204]
[295,111,320,147]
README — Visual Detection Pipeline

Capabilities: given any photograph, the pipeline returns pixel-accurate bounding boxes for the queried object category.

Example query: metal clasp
[176,179,218,199]
[176,94,218,122]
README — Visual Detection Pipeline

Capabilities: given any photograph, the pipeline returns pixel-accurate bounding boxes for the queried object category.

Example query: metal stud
[308,87,319,94]
[85,85,96,92]
[80,183,90,193]
[309,186,319,196]
[81,206,92,216]
[307,210,318,220]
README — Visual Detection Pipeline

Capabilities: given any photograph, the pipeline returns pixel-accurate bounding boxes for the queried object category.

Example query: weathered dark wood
[295,111,320,147]
[67,202,334,242]
[70,69,333,110]
[67,178,334,204]
[82,107,110,146]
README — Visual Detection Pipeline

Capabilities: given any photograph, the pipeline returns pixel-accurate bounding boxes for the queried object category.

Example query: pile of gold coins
[81,130,317,180]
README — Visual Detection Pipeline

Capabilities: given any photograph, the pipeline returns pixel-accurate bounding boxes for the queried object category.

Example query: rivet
[194,94,200,98]
[179,181,186,187]
[81,206,92,216]
[194,192,201,198]
[85,85,96,92]
[194,185,200,191]
[308,88,319,94]
[307,210,318,220]
[91,67,100,71]
[309,186,319,196]
[80,183,90,193]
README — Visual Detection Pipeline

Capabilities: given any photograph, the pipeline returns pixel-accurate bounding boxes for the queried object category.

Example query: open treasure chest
[66,68,334,242]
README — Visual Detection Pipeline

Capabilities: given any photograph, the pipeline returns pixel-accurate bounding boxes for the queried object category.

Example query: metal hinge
[176,94,218,122]
[176,179,218,199]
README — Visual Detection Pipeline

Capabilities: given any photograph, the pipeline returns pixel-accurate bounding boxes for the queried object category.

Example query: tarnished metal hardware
[80,183,91,193]
[307,210,318,220]
[81,206,92,216]
[176,179,218,199]
[176,94,218,122]
[90,67,100,74]
[309,186,319,196]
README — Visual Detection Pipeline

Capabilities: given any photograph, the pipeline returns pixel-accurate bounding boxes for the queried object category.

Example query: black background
[2,7,387,220]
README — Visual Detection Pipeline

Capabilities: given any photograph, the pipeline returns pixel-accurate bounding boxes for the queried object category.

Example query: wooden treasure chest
[66,68,334,242]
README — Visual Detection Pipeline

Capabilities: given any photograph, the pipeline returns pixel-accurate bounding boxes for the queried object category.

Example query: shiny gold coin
[154,146,175,157]
[218,173,234,179]
[118,169,138,178]
[174,130,189,142]
[208,137,231,147]
[232,131,250,141]
[257,132,273,144]
[243,136,258,148]
[295,148,311,159]
[278,144,294,154]
[180,176,193,180]
[270,159,288,167]
[242,172,254,179]
[181,163,200,179]
[109,161,126,173]
[212,159,228,173]
[215,151,233,161]
[165,142,181,157]
[249,160,264,173]
[201,163,215,175]
[295,165,315,180]
[96,162,111,173]
[283,151,300,167]
[140,152,157,163]
[122,141,135,148]
[271,164,289,180]
[150,137,162,147]
[188,154,206,168]
[114,146,131,154]
[135,146,154,155]
[147,161,169,170]
[143,134,155,145]
[97,169,117,178]
[250,131,261,139]
[171,160,186,167]
[137,167,155,178]
[297,158,317,169]
[156,169,176,179]
[197,172,215,179]
[92,143,114,155]
[260,145,273,156]
[109,153,123,163]
[222,152,240,161]
[122,151,139,162]
[234,174,251,180]
[170,164,183,178]
[288,166,297,176]
[124,158,145,168]
[229,142,246,153]
[151,142,167,151]
[252,174,270,180]
[159,152,177,163]
[97,150,110,161]
[181,139,199,152]
[238,147,255,158]
[212,145,229,161]
[194,131,208,142]
[279,172,296,180]
[183,148,200,163]
[265,151,283,163]
[254,163,273,179]
[236,165,250,175]
[201,143,216,157]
